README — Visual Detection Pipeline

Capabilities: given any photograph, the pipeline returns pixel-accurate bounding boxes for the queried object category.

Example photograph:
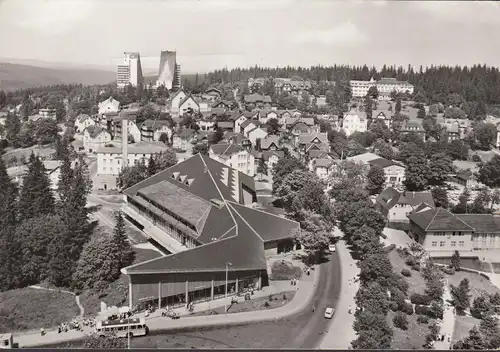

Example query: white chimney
[122,115,128,169]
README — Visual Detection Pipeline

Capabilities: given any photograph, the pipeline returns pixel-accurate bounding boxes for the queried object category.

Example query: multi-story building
[119,154,300,309]
[117,52,144,89]
[83,126,112,154]
[98,97,120,117]
[376,187,435,226]
[74,114,95,133]
[340,110,368,136]
[209,143,255,177]
[140,119,174,142]
[157,50,181,91]
[408,206,500,257]
[350,77,414,98]
[367,158,406,188]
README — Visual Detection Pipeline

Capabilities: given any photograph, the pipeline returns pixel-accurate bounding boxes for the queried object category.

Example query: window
[103,167,107,172]
[440,241,445,247]
[459,241,465,247]
[431,241,437,247]
[451,241,456,247]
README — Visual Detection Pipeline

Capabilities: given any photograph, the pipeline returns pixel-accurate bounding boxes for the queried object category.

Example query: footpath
[434,282,455,350]
[16,266,320,348]
[319,238,360,349]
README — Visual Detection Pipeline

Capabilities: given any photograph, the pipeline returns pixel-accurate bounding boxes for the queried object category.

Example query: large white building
[117,52,144,89]
[340,110,368,136]
[350,77,414,98]
[156,50,181,91]
[209,143,255,177]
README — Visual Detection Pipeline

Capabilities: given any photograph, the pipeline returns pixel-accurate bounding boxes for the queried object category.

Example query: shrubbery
[410,293,433,306]
[393,312,409,330]
[401,269,411,277]
[441,266,456,275]
[417,315,429,324]
[405,256,417,267]
[400,302,414,315]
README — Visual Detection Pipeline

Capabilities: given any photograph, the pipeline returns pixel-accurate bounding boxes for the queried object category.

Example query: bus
[95,318,148,338]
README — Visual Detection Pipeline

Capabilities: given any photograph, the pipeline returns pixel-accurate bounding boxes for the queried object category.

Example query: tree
[366,165,386,195]
[403,155,429,191]
[266,118,280,135]
[159,132,169,144]
[395,97,401,114]
[447,139,469,161]
[272,158,305,195]
[352,310,393,349]
[364,95,373,121]
[475,122,497,150]
[431,187,449,209]
[417,104,426,119]
[18,153,55,221]
[451,278,471,313]
[212,128,224,145]
[72,235,121,291]
[369,120,391,142]
[118,162,147,190]
[373,139,394,160]
[470,188,492,214]
[480,314,500,348]
[359,250,394,286]
[154,149,178,171]
[367,86,379,100]
[427,152,453,186]
[274,170,323,212]
[350,225,384,257]
[355,281,389,315]
[34,119,59,145]
[451,250,461,271]
[478,155,500,188]
[192,143,208,155]
[453,326,487,350]
[112,211,135,268]
[444,106,466,120]
[147,154,157,177]
[472,294,495,319]
[453,187,471,214]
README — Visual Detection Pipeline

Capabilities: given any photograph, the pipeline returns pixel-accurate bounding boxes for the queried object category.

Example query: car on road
[328,244,336,252]
[324,307,335,319]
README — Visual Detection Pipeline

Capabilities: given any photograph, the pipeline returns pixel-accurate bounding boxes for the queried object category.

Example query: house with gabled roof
[408,207,500,257]
[225,132,252,149]
[367,157,406,188]
[340,110,368,136]
[140,119,174,142]
[120,154,301,308]
[376,186,435,226]
[372,109,393,129]
[83,125,112,153]
[243,93,272,108]
[212,100,237,111]
[209,143,255,177]
[260,135,281,151]
[74,114,95,133]
[296,132,329,154]
[247,126,268,146]
[98,96,120,117]
[310,158,338,180]
[397,119,426,141]
[179,95,200,117]
[216,121,234,132]
[258,109,278,124]
[172,128,196,153]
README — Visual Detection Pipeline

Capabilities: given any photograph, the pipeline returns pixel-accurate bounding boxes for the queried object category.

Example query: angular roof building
[157,50,181,91]
[121,154,300,308]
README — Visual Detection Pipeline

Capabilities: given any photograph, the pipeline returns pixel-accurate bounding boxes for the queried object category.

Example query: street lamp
[225,262,232,314]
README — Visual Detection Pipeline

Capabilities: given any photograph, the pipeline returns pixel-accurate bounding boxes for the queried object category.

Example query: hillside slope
[0,63,116,91]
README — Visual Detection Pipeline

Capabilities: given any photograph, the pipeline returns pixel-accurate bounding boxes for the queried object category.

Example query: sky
[0,0,499,73]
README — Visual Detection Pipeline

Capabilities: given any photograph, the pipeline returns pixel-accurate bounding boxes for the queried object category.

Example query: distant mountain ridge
[0,62,117,91]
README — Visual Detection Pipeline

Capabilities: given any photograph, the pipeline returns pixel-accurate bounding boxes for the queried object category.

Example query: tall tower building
[117,52,144,89]
[157,50,181,91]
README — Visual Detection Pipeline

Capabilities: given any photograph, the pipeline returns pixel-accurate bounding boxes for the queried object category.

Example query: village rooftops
[368,157,403,169]
[376,187,435,216]
[244,93,272,103]
[85,125,108,138]
[408,207,475,232]
[210,143,245,157]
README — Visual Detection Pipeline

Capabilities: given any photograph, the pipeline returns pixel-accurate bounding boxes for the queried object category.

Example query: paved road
[283,251,341,349]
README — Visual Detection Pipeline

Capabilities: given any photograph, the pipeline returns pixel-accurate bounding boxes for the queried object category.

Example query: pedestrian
[312,305,316,312]
[40,328,45,336]
[290,278,294,286]
[348,305,352,314]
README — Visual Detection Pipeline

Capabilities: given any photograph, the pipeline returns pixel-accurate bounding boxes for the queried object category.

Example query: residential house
[196,117,216,132]
[408,207,500,257]
[372,109,393,129]
[74,114,95,133]
[179,95,200,117]
[212,100,237,111]
[340,110,368,136]
[367,158,406,188]
[376,187,435,227]
[346,152,382,164]
[217,121,234,132]
[140,119,174,142]
[169,90,187,110]
[172,128,196,153]
[260,135,281,151]
[296,132,329,154]
[243,93,272,109]
[258,109,278,124]
[262,150,285,172]
[113,119,141,143]
[247,126,268,146]
[100,111,119,129]
[203,87,221,101]
[315,96,327,108]
[450,169,479,188]
[225,132,252,149]
[38,108,56,120]
[446,123,460,141]
[242,120,261,137]
[209,143,255,177]
[83,125,112,153]
[398,119,426,141]
[98,97,120,117]
[310,158,337,180]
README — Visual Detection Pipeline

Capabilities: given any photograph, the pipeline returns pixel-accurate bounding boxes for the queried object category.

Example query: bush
[401,268,412,277]
[472,154,481,162]
[415,304,431,316]
[480,273,490,281]
[412,265,421,272]
[405,256,417,266]
[428,301,444,319]
[441,266,456,275]
[282,294,287,301]
[269,260,302,280]
[390,302,399,312]
[400,302,414,315]
[410,293,433,306]
[417,315,429,324]
[393,311,409,330]
[264,301,270,308]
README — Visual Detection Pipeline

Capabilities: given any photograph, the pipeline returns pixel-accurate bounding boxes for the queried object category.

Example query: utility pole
[225,262,232,314]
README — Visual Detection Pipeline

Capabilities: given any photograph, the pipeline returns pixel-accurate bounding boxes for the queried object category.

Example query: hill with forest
[0,63,117,91]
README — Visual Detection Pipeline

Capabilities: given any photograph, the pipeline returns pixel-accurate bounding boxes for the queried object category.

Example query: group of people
[290,278,298,286]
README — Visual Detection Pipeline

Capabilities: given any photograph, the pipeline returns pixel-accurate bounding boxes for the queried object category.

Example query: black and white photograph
[0,0,500,349]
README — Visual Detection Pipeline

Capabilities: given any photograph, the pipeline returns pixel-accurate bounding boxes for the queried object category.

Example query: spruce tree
[57,153,74,205]
[112,211,135,269]
[18,152,55,221]
[147,154,157,177]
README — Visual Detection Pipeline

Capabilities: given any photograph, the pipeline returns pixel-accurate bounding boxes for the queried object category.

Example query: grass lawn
[387,310,430,349]
[190,291,296,317]
[1,145,55,163]
[269,260,302,280]
[0,288,79,333]
[433,257,492,273]
[446,270,500,301]
[388,249,427,295]
[453,315,481,345]
[79,248,163,317]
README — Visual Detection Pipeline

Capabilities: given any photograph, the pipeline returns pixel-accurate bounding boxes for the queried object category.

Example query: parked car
[328,244,336,252]
[324,307,335,319]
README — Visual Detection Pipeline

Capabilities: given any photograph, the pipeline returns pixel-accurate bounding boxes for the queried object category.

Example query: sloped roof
[85,125,108,139]
[179,94,199,108]
[262,150,284,161]
[368,157,401,169]
[217,121,234,129]
[244,93,272,103]
[455,214,500,233]
[372,110,393,120]
[77,114,91,122]
[141,119,172,130]
[408,207,474,232]
[210,143,244,157]
[260,135,280,150]
[312,158,335,169]
[122,154,297,275]
[239,119,254,130]
[298,132,328,145]
[376,187,435,215]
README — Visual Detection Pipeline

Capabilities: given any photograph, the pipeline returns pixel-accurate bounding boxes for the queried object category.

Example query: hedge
[410,293,433,306]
